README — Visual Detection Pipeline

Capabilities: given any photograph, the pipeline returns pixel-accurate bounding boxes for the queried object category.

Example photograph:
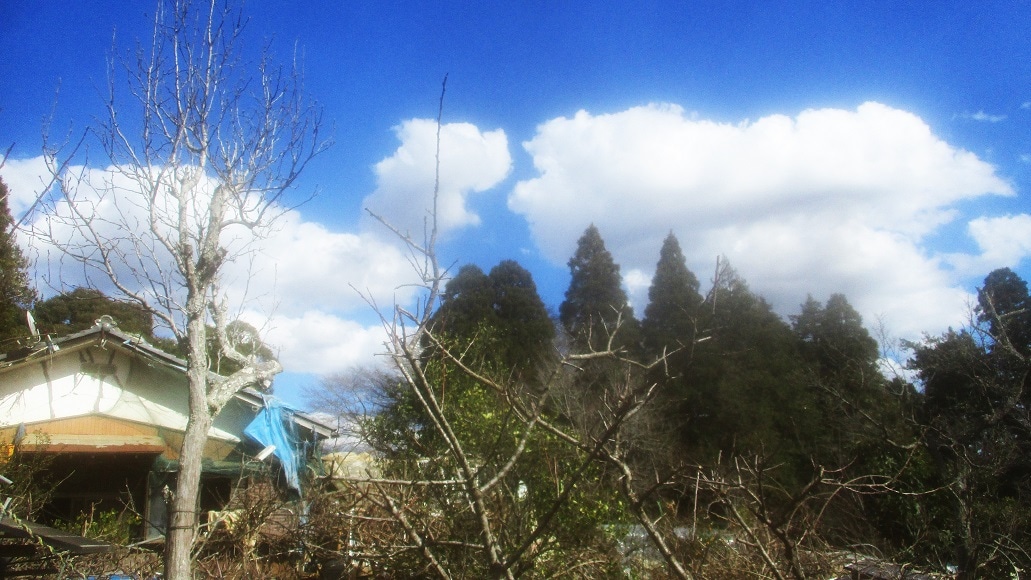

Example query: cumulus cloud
[946,214,1031,275]
[224,212,417,317]
[0,157,422,379]
[3,103,1023,390]
[510,102,1017,338]
[0,156,52,215]
[1,115,512,386]
[361,119,512,237]
[248,310,390,376]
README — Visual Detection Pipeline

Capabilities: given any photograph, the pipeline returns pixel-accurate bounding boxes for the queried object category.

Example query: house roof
[0,319,335,440]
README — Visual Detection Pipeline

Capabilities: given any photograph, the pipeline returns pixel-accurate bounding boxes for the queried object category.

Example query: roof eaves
[1,321,336,438]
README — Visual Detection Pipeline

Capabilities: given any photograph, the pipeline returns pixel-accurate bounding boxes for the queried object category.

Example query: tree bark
[165,302,212,579]
[165,406,212,579]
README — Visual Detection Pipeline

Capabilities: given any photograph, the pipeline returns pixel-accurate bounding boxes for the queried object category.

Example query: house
[0,317,333,541]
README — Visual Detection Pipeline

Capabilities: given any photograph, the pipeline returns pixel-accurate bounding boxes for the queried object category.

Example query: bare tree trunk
[165,305,211,578]
[166,401,211,577]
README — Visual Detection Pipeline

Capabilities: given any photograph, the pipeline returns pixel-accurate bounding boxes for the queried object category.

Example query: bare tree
[30,0,326,577]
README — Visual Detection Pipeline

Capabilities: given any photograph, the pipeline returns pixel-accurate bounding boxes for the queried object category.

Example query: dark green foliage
[917,271,1031,451]
[791,293,889,466]
[906,268,1031,576]
[370,324,624,576]
[793,293,880,381]
[559,224,638,351]
[430,260,555,381]
[0,178,37,346]
[653,263,817,489]
[910,330,1031,575]
[977,267,1031,356]
[32,288,271,377]
[34,288,155,339]
[484,260,557,375]
[685,270,810,465]
[360,233,1031,575]
[641,232,702,363]
[840,434,954,564]
[912,330,988,429]
[367,260,629,575]
[433,264,495,338]
[385,259,556,453]
[639,234,705,470]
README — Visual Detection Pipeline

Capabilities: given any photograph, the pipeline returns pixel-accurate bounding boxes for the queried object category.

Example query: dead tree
[30,1,325,577]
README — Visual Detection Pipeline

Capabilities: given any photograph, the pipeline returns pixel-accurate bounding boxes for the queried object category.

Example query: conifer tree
[977,267,1031,355]
[429,260,554,380]
[0,178,36,345]
[559,224,638,351]
[792,293,879,381]
[686,265,807,465]
[791,293,885,448]
[431,264,495,339]
[641,232,702,360]
[486,260,556,376]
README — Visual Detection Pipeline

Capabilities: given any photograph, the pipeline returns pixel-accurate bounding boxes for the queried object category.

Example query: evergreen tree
[486,260,556,376]
[559,224,638,351]
[431,264,496,340]
[910,326,1031,576]
[32,287,274,377]
[792,293,880,383]
[641,232,702,361]
[791,294,891,474]
[792,295,824,350]
[903,269,1031,576]
[0,178,36,346]
[370,261,620,573]
[428,260,555,382]
[686,267,809,467]
[34,287,155,339]
[977,267,1031,356]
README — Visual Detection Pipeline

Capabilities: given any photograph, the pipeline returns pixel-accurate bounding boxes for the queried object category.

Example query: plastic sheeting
[243,398,306,492]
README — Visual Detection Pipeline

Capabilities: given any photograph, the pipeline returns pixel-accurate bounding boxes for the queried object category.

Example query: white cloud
[510,102,1016,339]
[4,103,1023,387]
[0,156,52,216]
[960,110,1007,123]
[2,112,513,385]
[946,214,1031,275]
[223,211,418,317]
[0,156,425,379]
[622,268,652,312]
[361,119,512,237]
[250,310,390,376]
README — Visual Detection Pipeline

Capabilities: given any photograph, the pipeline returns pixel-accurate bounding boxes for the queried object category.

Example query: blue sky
[2,1,1030,409]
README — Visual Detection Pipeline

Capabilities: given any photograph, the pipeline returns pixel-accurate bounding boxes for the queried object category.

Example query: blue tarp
[243,398,305,492]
